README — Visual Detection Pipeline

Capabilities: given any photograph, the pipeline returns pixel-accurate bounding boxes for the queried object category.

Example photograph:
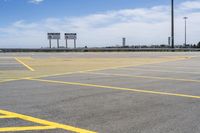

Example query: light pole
[171,0,174,48]
[183,17,188,47]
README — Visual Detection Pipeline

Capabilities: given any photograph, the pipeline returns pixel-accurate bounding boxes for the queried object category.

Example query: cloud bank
[0,0,200,48]
[29,0,44,4]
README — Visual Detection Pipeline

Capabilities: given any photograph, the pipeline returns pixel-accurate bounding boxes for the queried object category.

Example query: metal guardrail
[0,48,200,52]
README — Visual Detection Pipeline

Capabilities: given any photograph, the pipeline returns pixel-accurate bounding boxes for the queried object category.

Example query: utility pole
[171,0,174,48]
[183,17,188,47]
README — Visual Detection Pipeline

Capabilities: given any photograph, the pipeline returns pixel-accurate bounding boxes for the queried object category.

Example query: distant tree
[197,42,200,48]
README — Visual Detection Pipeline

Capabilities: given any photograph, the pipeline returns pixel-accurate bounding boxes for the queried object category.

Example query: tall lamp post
[183,17,188,47]
[171,0,174,48]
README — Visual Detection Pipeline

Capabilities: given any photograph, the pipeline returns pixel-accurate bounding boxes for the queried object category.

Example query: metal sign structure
[65,33,77,48]
[47,33,61,48]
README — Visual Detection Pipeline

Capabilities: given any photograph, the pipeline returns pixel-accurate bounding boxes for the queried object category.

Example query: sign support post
[49,39,52,48]
[74,39,76,48]
[47,33,61,48]
[64,33,77,49]
[57,39,59,48]
[66,39,68,48]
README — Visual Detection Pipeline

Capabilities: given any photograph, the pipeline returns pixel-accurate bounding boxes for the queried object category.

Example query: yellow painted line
[0,115,17,119]
[0,79,20,83]
[28,78,200,99]
[27,64,146,79]
[139,65,200,70]
[0,109,97,133]
[0,56,191,84]
[0,78,31,84]
[0,64,147,85]
[34,56,192,79]
[23,56,189,79]
[14,57,35,71]
[86,72,200,83]
[0,126,56,132]
[0,67,120,85]
[120,68,200,75]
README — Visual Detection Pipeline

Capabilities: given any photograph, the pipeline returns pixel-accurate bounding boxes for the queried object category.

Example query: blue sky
[0,0,200,48]
[0,0,184,25]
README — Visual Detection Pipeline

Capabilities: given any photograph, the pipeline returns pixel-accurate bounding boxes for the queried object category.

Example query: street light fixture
[183,17,188,47]
[171,0,174,48]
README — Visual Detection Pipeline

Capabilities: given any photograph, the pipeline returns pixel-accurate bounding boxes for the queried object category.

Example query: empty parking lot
[0,52,200,133]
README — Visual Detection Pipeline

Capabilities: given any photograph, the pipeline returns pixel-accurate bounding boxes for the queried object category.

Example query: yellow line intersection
[0,55,197,132]
[0,109,96,133]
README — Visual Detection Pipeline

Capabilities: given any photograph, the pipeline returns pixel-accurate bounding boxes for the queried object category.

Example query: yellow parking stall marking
[32,64,150,79]
[0,56,192,85]
[85,72,200,83]
[28,78,200,99]
[0,63,143,84]
[14,57,35,71]
[32,56,192,78]
[139,65,200,70]
[120,67,200,75]
[0,65,140,84]
[0,115,17,119]
[0,109,97,133]
[0,79,21,84]
[0,56,192,84]
[0,64,158,84]
[29,56,193,79]
[0,126,56,132]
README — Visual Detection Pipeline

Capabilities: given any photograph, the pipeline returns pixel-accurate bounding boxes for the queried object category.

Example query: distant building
[122,38,126,47]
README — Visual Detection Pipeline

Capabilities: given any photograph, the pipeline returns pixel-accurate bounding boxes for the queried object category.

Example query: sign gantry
[47,33,61,48]
[65,33,77,48]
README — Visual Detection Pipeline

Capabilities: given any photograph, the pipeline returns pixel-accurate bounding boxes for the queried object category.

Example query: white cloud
[0,0,200,48]
[1,0,44,4]
[180,0,200,10]
[29,0,44,4]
